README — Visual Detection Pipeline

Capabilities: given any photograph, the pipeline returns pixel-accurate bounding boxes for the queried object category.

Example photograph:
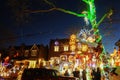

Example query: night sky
[0,0,120,53]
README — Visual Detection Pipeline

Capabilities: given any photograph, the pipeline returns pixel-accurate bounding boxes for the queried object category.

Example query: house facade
[3,43,48,61]
[48,34,91,59]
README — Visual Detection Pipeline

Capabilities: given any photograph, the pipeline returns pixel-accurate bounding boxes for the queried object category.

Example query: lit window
[81,44,88,52]
[77,43,82,50]
[24,50,29,57]
[70,45,76,51]
[31,50,37,56]
[64,45,69,51]
[54,46,59,52]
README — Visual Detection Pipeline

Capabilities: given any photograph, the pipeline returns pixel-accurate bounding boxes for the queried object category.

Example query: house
[5,43,48,61]
[48,38,70,59]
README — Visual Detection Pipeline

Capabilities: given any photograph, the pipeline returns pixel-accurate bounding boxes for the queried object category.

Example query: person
[91,68,96,80]
[73,68,80,78]
[95,67,101,80]
[64,69,69,76]
[82,69,86,80]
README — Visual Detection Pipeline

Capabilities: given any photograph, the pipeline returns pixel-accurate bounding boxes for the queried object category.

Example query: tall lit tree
[27,0,113,57]
[9,0,113,58]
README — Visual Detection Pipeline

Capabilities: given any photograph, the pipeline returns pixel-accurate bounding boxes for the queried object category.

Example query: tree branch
[24,0,86,17]
[24,8,56,13]
[96,9,113,28]
[44,0,56,7]
[25,7,86,17]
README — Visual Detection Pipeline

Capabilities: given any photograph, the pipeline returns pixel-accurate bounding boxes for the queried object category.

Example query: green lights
[57,8,85,17]
[59,0,106,55]
[55,0,110,56]
[82,0,105,56]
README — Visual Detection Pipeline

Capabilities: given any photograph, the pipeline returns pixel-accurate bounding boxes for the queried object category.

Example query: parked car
[21,68,79,80]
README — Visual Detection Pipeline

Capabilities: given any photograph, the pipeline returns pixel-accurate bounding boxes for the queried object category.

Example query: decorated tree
[31,0,112,60]
[8,0,113,60]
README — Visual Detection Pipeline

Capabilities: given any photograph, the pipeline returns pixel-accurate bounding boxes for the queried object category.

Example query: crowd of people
[62,66,120,80]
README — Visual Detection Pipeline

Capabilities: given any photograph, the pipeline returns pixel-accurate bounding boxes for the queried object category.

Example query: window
[54,46,59,52]
[77,43,82,50]
[70,45,76,51]
[31,50,37,56]
[64,45,69,51]
[24,50,29,57]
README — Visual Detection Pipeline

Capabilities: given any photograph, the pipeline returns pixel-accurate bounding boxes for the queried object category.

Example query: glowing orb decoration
[55,41,59,46]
